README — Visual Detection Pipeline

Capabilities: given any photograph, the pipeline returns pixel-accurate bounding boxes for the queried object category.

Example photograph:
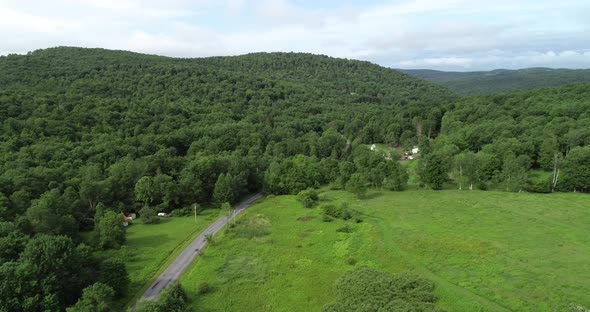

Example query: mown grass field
[96,210,219,307]
[180,190,590,311]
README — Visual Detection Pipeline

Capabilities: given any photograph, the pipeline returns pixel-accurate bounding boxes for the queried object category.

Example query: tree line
[421,83,590,192]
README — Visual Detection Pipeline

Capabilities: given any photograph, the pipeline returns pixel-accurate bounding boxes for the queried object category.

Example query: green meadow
[179,190,590,311]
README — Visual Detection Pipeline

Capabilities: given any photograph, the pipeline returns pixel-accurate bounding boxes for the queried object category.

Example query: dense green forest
[1,47,590,311]
[0,47,454,311]
[400,68,590,95]
[437,83,590,193]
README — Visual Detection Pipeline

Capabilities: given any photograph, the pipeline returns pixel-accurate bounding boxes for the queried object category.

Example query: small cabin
[411,146,420,154]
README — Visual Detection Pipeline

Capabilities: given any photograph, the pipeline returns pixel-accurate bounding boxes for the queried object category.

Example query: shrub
[525,178,551,193]
[322,204,340,218]
[139,206,159,224]
[345,258,357,266]
[204,234,214,245]
[322,214,334,222]
[322,202,361,222]
[340,208,354,221]
[171,205,195,217]
[297,188,319,208]
[476,180,488,190]
[297,216,313,221]
[197,282,212,295]
[134,283,191,312]
[336,224,354,233]
[322,267,441,312]
[158,283,190,311]
[328,183,342,190]
[234,214,271,239]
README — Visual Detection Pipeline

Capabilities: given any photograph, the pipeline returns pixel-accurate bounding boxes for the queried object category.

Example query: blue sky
[1,0,589,70]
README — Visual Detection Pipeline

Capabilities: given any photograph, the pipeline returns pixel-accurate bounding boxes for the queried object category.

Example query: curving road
[139,192,264,302]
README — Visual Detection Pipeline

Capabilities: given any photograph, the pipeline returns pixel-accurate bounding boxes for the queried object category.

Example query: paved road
[139,192,264,301]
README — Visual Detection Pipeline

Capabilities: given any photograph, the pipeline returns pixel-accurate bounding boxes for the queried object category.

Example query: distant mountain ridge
[399,67,590,96]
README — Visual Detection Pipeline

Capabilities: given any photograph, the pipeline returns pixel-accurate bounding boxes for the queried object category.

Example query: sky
[1,0,590,71]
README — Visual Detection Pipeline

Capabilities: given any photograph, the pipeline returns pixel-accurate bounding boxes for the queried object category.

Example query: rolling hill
[400,67,590,95]
[2,47,590,311]
[0,47,457,310]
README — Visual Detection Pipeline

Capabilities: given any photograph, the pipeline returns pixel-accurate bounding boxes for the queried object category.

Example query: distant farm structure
[369,144,420,161]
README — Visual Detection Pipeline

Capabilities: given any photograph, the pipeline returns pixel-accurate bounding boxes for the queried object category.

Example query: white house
[411,146,420,154]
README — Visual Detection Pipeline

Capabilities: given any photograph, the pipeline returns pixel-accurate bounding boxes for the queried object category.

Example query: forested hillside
[0,47,455,310]
[2,47,590,311]
[0,47,453,214]
[400,68,590,95]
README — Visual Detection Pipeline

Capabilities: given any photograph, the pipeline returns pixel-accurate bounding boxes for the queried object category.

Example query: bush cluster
[322,266,442,312]
[297,188,320,208]
[322,203,362,223]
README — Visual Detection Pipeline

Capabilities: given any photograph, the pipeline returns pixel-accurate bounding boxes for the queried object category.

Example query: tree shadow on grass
[362,191,383,200]
[127,234,172,249]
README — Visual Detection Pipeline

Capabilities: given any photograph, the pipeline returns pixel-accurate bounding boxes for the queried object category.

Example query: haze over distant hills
[399,68,590,96]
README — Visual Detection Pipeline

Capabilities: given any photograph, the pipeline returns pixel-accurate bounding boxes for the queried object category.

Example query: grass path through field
[361,190,590,311]
[369,206,512,311]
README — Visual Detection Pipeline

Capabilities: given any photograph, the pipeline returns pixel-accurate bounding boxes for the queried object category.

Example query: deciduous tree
[346,173,368,198]
[96,211,126,249]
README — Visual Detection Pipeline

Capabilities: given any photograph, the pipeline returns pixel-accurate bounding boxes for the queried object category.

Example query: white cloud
[0,0,589,70]
[397,57,474,68]
[394,51,590,70]
[0,8,76,33]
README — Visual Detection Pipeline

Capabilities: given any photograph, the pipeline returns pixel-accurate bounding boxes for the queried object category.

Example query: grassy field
[96,210,219,307]
[180,190,590,311]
